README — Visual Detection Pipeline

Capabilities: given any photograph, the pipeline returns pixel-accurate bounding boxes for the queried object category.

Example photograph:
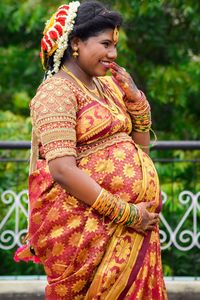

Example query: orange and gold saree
[15,76,167,299]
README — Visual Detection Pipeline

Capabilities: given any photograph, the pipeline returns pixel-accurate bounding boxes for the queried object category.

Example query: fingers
[130,219,158,234]
[109,63,139,99]
[110,68,127,82]
[109,62,121,71]
[145,225,156,231]
[145,200,156,208]
[150,212,160,219]
[149,213,160,224]
[149,217,160,226]
[110,62,128,77]
[129,202,160,234]
[111,70,129,88]
[111,70,126,82]
[135,224,157,235]
[135,228,147,236]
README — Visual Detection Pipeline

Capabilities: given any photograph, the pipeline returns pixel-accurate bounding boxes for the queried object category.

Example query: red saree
[15,76,168,299]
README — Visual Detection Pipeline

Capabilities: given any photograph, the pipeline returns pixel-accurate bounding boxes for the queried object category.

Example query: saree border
[117,163,162,299]
[116,231,151,300]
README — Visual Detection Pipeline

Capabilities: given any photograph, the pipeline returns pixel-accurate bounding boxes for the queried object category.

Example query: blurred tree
[0,0,200,277]
[0,0,199,139]
[112,0,200,139]
[0,0,62,116]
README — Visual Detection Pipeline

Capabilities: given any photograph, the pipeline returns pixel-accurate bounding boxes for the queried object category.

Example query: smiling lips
[100,61,111,69]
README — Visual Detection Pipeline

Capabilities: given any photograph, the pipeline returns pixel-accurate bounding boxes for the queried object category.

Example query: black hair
[71,1,123,40]
[64,1,123,58]
[46,1,122,72]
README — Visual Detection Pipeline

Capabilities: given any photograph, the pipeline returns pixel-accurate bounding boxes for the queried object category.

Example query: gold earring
[72,47,79,58]
[113,27,119,44]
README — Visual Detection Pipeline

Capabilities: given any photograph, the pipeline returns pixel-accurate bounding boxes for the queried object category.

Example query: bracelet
[92,188,139,226]
[138,128,158,149]
[134,206,143,227]
[125,91,152,132]
[125,91,150,115]
[125,204,137,226]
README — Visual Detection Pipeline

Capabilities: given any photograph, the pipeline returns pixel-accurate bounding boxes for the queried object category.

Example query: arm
[48,156,101,206]
[109,62,151,155]
[131,131,150,155]
[32,79,101,206]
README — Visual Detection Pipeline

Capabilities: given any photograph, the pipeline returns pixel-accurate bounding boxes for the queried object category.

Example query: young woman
[15,1,168,299]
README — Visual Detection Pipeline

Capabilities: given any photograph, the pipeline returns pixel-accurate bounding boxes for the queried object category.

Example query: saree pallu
[25,133,167,300]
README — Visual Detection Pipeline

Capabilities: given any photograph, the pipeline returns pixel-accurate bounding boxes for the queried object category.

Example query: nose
[107,46,117,60]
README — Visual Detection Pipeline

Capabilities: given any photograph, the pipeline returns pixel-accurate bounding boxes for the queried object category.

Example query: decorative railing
[0,190,28,250]
[160,191,200,251]
[0,189,199,251]
[0,141,200,252]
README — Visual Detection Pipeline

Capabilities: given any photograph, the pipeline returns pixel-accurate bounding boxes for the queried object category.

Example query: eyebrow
[101,39,112,43]
[99,38,118,46]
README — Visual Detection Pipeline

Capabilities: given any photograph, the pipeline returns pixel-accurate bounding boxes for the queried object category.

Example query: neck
[62,60,95,89]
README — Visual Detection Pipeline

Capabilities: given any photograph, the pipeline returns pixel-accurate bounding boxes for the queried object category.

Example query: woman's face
[75,29,118,77]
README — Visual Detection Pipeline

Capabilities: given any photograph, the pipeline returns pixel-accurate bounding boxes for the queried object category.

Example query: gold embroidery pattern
[37,114,76,127]
[58,77,133,144]
[41,128,76,146]
[46,146,77,162]
[31,78,78,162]
[77,132,133,160]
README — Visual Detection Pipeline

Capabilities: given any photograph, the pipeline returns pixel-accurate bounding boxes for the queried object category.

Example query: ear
[70,37,81,49]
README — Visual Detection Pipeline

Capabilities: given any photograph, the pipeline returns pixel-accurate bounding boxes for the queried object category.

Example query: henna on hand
[128,201,159,234]
[109,62,141,102]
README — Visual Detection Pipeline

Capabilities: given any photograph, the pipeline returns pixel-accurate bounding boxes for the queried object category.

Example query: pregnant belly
[78,141,158,204]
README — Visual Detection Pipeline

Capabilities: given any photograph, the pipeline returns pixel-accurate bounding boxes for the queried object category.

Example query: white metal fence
[0,189,199,251]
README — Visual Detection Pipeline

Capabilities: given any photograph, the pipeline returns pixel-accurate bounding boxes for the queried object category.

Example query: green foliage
[112,0,200,139]
[152,148,200,276]
[0,0,200,137]
[0,111,31,140]
[0,0,199,277]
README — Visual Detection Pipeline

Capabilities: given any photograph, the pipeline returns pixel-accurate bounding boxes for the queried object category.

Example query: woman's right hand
[129,201,160,235]
[109,62,141,102]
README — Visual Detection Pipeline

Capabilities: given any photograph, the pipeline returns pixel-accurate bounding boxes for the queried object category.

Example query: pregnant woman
[15,1,167,299]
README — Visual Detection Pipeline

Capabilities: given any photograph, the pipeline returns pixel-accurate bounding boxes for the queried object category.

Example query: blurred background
[0,0,199,286]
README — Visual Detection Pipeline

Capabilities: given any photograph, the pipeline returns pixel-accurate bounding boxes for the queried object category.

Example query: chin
[96,68,108,77]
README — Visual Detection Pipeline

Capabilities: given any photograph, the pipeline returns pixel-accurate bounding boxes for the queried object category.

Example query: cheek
[81,49,95,59]
[79,45,106,66]
[80,52,98,64]
[87,45,106,58]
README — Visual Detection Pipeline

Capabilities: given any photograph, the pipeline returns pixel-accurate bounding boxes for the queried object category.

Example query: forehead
[91,29,114,41]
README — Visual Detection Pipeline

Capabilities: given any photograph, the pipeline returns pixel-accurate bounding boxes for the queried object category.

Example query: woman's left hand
[109,62,141,102]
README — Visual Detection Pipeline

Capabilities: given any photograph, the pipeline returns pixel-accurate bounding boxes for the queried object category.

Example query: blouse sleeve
[30,78,78,162]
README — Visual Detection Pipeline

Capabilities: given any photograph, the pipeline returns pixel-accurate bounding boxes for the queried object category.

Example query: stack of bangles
[125,90,152,132]
[92,188,142,227]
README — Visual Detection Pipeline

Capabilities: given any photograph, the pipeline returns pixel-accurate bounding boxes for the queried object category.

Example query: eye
[102,42,110,48]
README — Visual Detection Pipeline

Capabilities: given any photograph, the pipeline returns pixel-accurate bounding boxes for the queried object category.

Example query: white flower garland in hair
[47,1,80,78]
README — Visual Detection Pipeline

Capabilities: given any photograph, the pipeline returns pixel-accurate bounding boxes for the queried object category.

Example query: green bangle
[125,204,137,226]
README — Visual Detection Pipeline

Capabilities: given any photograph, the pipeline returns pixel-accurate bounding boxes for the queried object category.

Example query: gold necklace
[61,65,125,121]
[62,65,99,96]
[93,78,119,114]
[80,80,100,98]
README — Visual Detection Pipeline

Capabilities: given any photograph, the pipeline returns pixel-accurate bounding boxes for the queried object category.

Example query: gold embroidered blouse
[30,76,132,172]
